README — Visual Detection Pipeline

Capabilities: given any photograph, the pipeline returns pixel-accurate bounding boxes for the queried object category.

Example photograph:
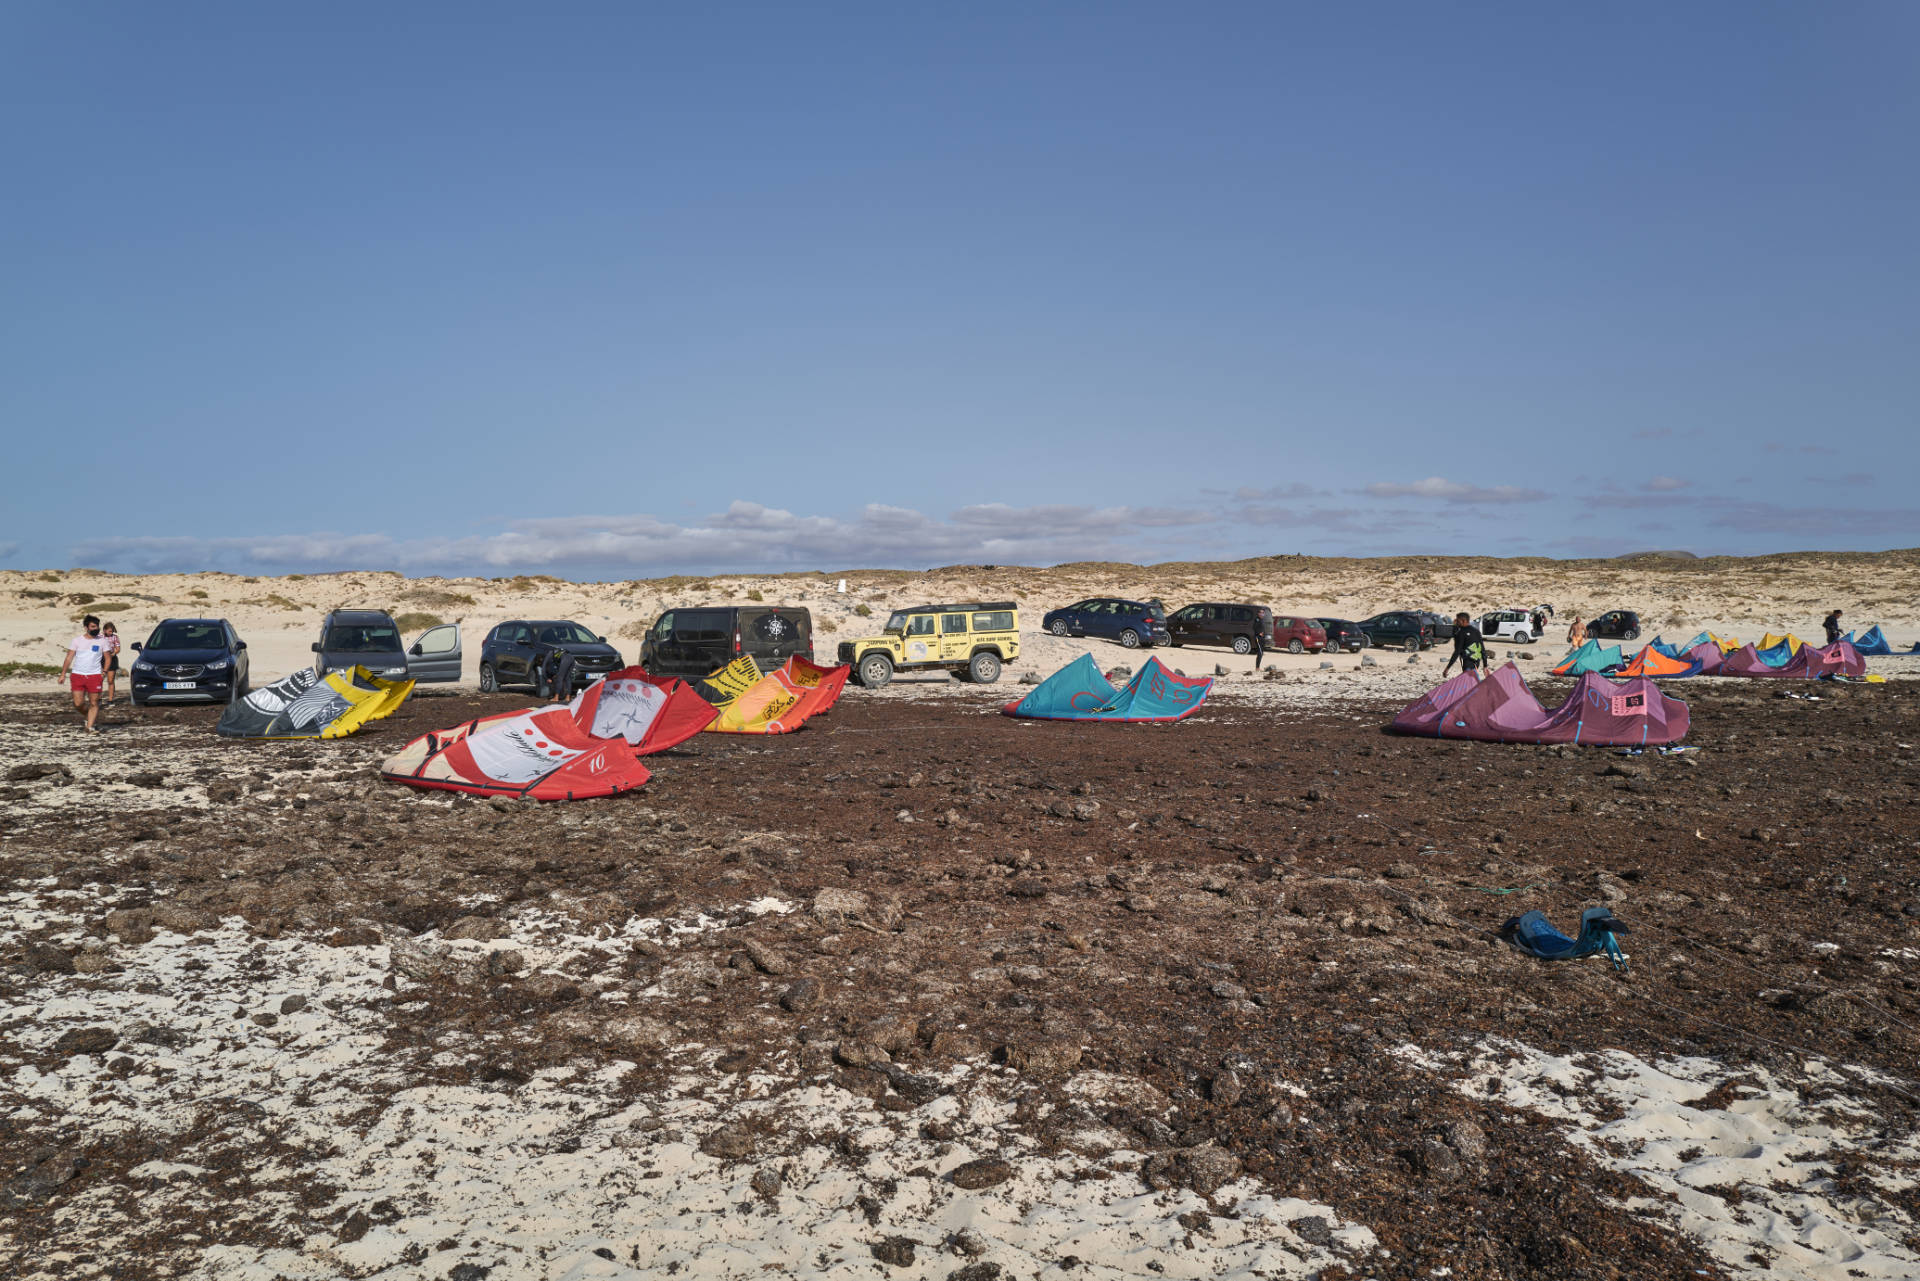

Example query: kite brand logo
[1148,670,1166,700]
[1611,692,1648,716]
[506,726,570,762]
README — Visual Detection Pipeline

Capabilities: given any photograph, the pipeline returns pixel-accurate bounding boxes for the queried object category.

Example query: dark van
[639,605,813,679]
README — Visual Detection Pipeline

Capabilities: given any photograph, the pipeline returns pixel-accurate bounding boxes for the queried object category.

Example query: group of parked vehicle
[125,609,475,707]
[119,595,1649,706]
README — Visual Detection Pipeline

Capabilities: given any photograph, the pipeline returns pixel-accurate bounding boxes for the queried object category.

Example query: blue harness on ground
[1498,906,1630,972]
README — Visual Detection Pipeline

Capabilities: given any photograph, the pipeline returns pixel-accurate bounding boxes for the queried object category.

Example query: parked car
[1477,609,1542,644]
[839,601,1019,688]
[129,618,249,706]
[312,610,463,683]
[312,610,410,681]
[1166,603,1329,655]
[1041,598,1171,649]
[1415,611,1457,641]
[1316,619,1371,653]
[639,605,813,679]
[1358,611,1435,651]
[479,620,622,694]
[1167,603,1261,653]
[1587,609,1643,641]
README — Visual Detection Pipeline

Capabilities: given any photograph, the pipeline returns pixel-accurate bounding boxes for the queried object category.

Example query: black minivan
[639,605,813,679]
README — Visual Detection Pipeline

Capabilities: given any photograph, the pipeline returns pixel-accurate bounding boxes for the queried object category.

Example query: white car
[1477,610,1542,644]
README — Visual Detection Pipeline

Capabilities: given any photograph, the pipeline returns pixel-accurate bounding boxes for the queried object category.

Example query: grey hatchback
[312,610,411,681]
[312,610,463,682]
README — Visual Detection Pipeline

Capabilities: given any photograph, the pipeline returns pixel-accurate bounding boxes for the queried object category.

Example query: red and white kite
[381,667,715,801]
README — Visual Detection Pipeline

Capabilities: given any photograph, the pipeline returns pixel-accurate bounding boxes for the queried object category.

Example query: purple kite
[1685,641,1726,675]
[1719,641,1865,679]
[1388,662,1689,746]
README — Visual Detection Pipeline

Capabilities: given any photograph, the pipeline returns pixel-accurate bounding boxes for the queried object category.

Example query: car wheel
[478,663,498,693]
[1287,638,1304,655]
[1119,629,1141,649]
[1050,619,1070,637]
[969,651,1002,684]
[858,653,894,689]
[1626,627,1640,641]
[1231,635,1252,655]
[1406,636,1422,653]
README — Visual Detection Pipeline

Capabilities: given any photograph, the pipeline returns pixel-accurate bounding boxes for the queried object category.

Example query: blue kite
[1003,654,1213,722]
[1852,625,1917,656]
[1498,906,1630,972]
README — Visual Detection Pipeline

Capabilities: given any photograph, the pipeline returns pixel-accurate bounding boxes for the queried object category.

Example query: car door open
[408,624,462,683]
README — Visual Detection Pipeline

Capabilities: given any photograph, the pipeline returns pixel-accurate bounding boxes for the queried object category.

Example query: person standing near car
[1566,613,1587,646]
[540,646,577,703]
[1250,618,1266,671]
[60,614,107,731]
[1442,612,1488,678]
[1823,610,1843,646]
[100,621,121,705]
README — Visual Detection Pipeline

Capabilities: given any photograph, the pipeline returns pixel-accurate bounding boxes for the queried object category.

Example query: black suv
[639,605,813,679]
[1586,609,1642,641]
[130,618,249,706]
[1359,611,1435,651]
[479,620,623,694]
[1316,619,1371,653]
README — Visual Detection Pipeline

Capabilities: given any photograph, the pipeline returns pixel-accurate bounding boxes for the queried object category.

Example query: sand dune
[5,550,1914,689]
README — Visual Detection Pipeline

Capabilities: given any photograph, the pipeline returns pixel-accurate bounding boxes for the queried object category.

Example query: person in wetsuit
[1823,610,1843,646]
[538,647,578,702]
[1442,611,1488,678]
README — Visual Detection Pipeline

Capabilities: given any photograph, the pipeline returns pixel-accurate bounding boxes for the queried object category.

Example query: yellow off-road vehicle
[837,601,1019,688]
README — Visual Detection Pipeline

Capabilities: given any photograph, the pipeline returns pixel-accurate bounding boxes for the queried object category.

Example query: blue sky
[3,3,1915,577]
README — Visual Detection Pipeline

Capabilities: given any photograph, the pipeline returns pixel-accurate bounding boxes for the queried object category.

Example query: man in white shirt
[60,614,107,732]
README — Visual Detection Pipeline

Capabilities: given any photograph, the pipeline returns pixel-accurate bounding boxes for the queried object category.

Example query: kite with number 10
[380,667,715,800]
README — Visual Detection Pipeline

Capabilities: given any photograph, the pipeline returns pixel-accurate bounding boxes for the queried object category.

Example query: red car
[1271,612,1330,654]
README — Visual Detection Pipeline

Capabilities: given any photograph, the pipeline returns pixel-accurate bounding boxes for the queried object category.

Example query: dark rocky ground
[3,675,1918,1280]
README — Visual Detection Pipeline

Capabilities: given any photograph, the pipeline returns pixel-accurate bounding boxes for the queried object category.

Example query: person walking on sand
[1823,610,1843,646]
[100,621,121,705]
[1566,613,1587,646]
[60,614,108,732]
[1251,618,1266,671]
[1442,612,1488,679]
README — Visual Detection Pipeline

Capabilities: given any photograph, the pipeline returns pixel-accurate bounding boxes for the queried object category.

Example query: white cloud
[1209,483,1325,501]
[1360,477,1549,505]
[1641,476,1691,492]
[67,500,1225,577]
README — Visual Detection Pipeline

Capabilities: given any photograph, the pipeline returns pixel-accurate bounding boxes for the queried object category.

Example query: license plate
[163,681,197,689]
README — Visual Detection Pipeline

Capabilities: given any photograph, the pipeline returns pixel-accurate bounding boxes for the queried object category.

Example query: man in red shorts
[60,614,108,732]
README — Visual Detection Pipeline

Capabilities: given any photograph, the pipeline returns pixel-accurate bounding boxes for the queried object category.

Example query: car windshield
[148,622,225,649]
[323,624,402,653]
[537,623,597,644]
